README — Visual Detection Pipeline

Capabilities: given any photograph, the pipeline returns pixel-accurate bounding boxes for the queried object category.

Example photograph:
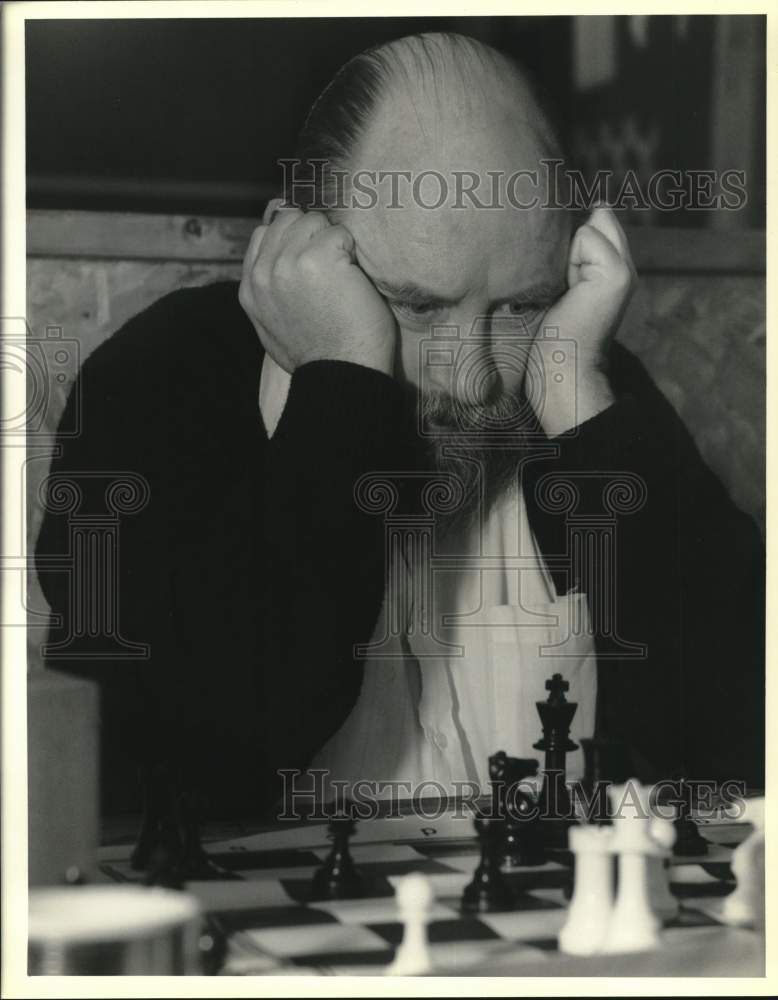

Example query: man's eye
[392,300,439,320]
[501,300,544,322]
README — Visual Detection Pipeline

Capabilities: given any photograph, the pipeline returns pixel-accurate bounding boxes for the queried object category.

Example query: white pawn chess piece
[385,873,434,976]
[602,781,663,954]
[558,823,615,955]
[646,812,680,922]
[721,796,765,930]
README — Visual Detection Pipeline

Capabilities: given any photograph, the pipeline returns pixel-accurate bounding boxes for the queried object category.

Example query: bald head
[352,33,560,165]
[296,32,564,205]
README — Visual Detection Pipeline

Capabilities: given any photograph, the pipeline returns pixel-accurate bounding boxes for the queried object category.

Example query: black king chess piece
[489,751,544,867]
[310,814,364,900]
[533,673,578,849]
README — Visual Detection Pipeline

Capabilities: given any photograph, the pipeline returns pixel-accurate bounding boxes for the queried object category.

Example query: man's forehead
[339,86,567,298]
[345,200,567,301]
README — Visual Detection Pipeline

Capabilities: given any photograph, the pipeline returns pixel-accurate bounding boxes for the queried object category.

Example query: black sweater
[36,280,765,816]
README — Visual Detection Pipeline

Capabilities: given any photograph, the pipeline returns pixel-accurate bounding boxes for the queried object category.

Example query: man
[37,33,764,819]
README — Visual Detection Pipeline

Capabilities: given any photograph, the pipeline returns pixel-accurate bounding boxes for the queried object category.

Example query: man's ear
[262,198,284,225]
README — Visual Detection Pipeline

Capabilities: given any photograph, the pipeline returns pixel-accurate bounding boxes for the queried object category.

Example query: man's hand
[533,206,637,436]
[239,202,396,376]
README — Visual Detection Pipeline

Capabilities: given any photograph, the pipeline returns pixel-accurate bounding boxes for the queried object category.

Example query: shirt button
[434,731,448,750]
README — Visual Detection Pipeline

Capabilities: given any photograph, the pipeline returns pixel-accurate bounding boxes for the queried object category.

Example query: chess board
[97,809,763,976]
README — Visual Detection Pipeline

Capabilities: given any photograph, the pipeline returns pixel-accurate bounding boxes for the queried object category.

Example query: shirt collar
[258,353,292,439]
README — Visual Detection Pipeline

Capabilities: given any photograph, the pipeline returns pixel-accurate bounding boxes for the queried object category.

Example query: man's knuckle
[270,255,292,284]
[253,262,271,290]
[297,250,321,278]
[613,261,633,289]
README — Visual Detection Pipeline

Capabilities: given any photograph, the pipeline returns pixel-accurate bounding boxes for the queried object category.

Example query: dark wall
[26,15,765,225]
[26,17,572,216]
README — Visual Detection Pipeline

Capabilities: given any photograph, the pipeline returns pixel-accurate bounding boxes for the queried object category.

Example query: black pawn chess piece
[131,762,228,887]
[578,738,632,824]
[310,815,364,900]
[489,753,545,867]
[533,673,578,849]
[673,781,709,857]
[461,814,515,913]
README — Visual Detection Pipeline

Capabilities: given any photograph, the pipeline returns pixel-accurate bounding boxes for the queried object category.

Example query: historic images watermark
[2,316,151,660]
[1,317,80,442]
[280,157,748,214]
[277,769,747,823]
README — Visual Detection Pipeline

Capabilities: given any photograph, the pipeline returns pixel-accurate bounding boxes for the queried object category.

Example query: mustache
[420,384,535,434]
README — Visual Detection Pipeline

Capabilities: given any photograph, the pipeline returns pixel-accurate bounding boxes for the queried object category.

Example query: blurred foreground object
[28,885,202,974]
[28,670,98,886]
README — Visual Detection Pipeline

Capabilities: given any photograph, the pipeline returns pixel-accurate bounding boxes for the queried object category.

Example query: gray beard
[418,387,538,536]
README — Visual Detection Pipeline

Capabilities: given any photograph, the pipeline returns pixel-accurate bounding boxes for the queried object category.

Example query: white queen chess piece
[602,781,674,953]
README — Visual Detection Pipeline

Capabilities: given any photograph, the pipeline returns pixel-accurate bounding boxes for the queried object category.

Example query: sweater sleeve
[35,330,173,815]
[257,360,411,788]
[523,344,764,788]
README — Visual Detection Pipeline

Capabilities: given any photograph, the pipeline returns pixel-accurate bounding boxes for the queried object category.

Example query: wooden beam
[26,209,765,274]
[26,210,256,264]
[709,16,763,231]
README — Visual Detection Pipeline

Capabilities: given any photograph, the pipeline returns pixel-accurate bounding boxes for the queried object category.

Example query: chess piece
[501,757,545,867]
[721,797,765,930]
[578,738,632,824]
[645,815,680,922]
[461,815,514,913]
[385,874,434,976]
[602,781,665,953]
[558,824,615,955]
[131,763,225,887]
[534,674,578,848]
[310,815,363,900]
[488,750,509,818]
[672,780,709,857]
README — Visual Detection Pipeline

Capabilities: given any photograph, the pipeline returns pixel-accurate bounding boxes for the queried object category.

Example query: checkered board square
[98,814,750,976]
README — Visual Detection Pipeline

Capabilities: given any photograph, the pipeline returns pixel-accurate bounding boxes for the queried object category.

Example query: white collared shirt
[259,354,597,799]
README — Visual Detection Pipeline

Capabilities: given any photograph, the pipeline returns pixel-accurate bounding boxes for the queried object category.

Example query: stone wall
[620,274,765,534]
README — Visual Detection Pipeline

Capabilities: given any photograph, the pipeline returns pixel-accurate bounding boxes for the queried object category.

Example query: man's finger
[241,224,268,283]
[588,206,631,260]
[262,198,285,225]
[282,211,332,255]
[310,223,356,261]
[258,206,304,262]
[570,222,622,270]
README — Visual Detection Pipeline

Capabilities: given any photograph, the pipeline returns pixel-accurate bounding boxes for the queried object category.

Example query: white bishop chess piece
[385,873,434,976]
[721,796,765,931]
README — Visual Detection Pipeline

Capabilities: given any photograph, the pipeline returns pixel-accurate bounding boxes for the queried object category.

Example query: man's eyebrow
[371,279,462,308]
[491,280,566,307]
[371,277,565,308]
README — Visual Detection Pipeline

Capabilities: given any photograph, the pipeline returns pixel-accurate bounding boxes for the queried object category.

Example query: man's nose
[444,305,500,403]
